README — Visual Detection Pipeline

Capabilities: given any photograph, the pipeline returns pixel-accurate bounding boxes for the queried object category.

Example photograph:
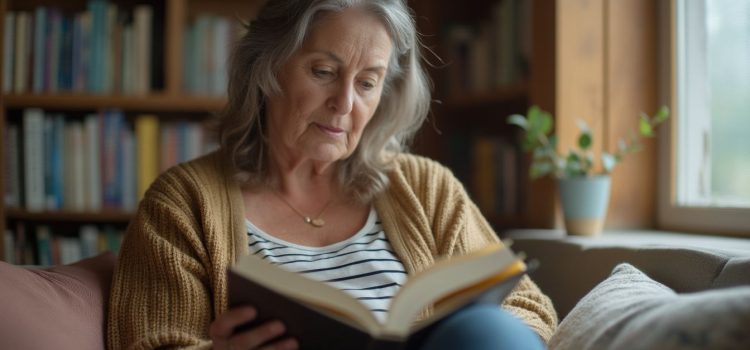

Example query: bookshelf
[409,0,542,231]
[0,0,258,264]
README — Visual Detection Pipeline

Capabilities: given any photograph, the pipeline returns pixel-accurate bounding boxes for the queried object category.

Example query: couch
[1,230,748,349]
[509,229,750,350]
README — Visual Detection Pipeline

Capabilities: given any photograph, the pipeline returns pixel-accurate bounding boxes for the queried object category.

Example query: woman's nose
[327,81,354,115]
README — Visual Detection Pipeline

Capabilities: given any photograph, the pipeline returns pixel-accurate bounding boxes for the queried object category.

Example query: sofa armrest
[504,229,750,318]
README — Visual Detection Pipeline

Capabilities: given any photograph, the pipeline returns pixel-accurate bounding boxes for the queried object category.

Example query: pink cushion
[0,252,116,350]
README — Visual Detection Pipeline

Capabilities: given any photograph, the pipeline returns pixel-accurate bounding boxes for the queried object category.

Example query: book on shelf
[228,243,530,350]
[6,108,214,213]
[2,12,14,93]
[4,223,124,265]
[3,2,158,95]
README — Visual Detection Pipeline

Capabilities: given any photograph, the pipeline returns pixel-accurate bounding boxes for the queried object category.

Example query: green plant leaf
[530,161,554,179]
[639,113,653,137]
[578,130,592,150]
[528,107,542,131]
[540,111,553,135]
[655,105,670,123]
[507,114,528,129]
[602,152,616,173]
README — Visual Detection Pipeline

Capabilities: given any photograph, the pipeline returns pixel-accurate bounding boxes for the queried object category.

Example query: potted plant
[507,105,669,236]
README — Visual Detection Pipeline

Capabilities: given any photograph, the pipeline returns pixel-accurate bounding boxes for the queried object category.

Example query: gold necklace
[274,192,334,228]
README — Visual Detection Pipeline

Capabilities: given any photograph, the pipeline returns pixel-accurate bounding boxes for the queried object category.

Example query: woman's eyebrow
[314,50,387,75]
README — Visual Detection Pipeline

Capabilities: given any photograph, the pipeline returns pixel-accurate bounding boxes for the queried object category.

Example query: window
[658,0,750,235]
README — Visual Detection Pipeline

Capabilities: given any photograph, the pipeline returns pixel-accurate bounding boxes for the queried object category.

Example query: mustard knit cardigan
[107,152,557,349]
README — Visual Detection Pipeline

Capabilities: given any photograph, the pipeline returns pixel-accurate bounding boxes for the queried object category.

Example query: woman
[107,1,557,349]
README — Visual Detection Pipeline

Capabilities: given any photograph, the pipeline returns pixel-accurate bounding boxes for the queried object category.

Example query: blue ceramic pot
[558,175,611,236]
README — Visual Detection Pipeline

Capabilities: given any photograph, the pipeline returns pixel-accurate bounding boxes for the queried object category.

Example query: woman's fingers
[209,306,257,340]
[209,306,297,349]
[231,320,287,349]
[257,337,299,350]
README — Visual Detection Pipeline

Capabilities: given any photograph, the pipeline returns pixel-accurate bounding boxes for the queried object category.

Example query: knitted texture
[107,152,558,349]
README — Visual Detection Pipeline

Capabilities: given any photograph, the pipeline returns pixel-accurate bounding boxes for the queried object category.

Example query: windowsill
[503,228,750,257]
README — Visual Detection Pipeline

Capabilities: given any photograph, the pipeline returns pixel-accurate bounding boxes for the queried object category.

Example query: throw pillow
[0,252,116,350]
[550,263,750,350]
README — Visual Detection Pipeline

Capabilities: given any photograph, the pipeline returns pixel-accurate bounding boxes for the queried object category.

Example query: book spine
[104,3,117,93]
[35,225,53,266]
[4,229,15,264]
[71,122,86,211]
[43,115,56,209]
[14,12,29,93]
[23,108,46,211]
[79,225,99,259]
[120,126,136,211]
[133,5,152,95]
[471,136,496,214]
[32,7,47,93]
[84,113,102,211]
[135,114,159,199]
[5,125,20,207]
[2,12,14,93]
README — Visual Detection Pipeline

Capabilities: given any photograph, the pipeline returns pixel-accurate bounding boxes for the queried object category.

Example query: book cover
[228,243,528,350]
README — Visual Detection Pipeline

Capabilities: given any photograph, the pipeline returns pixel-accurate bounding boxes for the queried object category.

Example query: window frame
[657,0,750,237]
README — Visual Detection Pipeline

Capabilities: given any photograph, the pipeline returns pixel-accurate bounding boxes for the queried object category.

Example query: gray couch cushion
[508,230,750,318]
[550,263,750,350]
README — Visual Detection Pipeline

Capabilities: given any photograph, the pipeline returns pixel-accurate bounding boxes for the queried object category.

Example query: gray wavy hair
[216,0,432,202]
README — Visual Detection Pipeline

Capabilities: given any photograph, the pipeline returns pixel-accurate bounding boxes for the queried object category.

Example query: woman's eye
[313,69,334,78]
[360,80,376,90]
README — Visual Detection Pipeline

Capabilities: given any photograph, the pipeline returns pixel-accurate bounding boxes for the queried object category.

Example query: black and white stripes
[245,207,407,322]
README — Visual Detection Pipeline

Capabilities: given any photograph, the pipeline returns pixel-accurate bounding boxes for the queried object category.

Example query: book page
[382,244,518,336]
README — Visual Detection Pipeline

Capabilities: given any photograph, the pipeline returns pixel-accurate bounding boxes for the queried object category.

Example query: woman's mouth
[315,123,345,137]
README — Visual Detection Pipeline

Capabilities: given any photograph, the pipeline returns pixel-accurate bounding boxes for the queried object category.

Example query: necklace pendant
[310,218,325,227]
[304,217,313,224]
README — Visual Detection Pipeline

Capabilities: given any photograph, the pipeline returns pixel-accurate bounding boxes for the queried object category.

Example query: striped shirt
[245,207,407,323]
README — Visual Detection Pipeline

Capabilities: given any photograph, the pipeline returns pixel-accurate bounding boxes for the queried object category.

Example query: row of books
[444,132,524,218]
[442,0,531,96]
[183,14,244,96]
[2,1,161,95]
[471,135,524,217]
[3,108,217,212]
[4,223,124,266]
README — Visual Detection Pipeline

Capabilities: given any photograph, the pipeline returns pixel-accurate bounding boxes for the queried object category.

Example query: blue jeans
[414,304,546,350]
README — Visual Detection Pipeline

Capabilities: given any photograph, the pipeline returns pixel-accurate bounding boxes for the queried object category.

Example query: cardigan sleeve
[107,170,215,350]
[404,155,559,343]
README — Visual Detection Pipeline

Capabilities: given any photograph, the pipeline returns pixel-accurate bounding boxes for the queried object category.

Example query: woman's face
[265,8,393,165]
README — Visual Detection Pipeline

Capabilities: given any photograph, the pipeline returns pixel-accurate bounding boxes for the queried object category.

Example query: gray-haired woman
[107,1,557,349]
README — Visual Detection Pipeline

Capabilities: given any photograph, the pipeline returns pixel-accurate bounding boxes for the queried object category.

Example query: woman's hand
[209,306,298,350]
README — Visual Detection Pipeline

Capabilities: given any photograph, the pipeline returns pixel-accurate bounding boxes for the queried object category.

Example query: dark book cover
[227,264,528,350]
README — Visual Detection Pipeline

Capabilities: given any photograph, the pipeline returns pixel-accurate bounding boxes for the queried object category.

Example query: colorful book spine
[135,114,159,199]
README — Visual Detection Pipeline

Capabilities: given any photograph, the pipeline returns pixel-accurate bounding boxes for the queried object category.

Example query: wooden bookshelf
[3,94,226,112]
[0,0,261,263]
[5,208,133,223]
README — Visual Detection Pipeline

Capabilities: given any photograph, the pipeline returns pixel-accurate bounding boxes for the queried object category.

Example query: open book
[228,243,530,350]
